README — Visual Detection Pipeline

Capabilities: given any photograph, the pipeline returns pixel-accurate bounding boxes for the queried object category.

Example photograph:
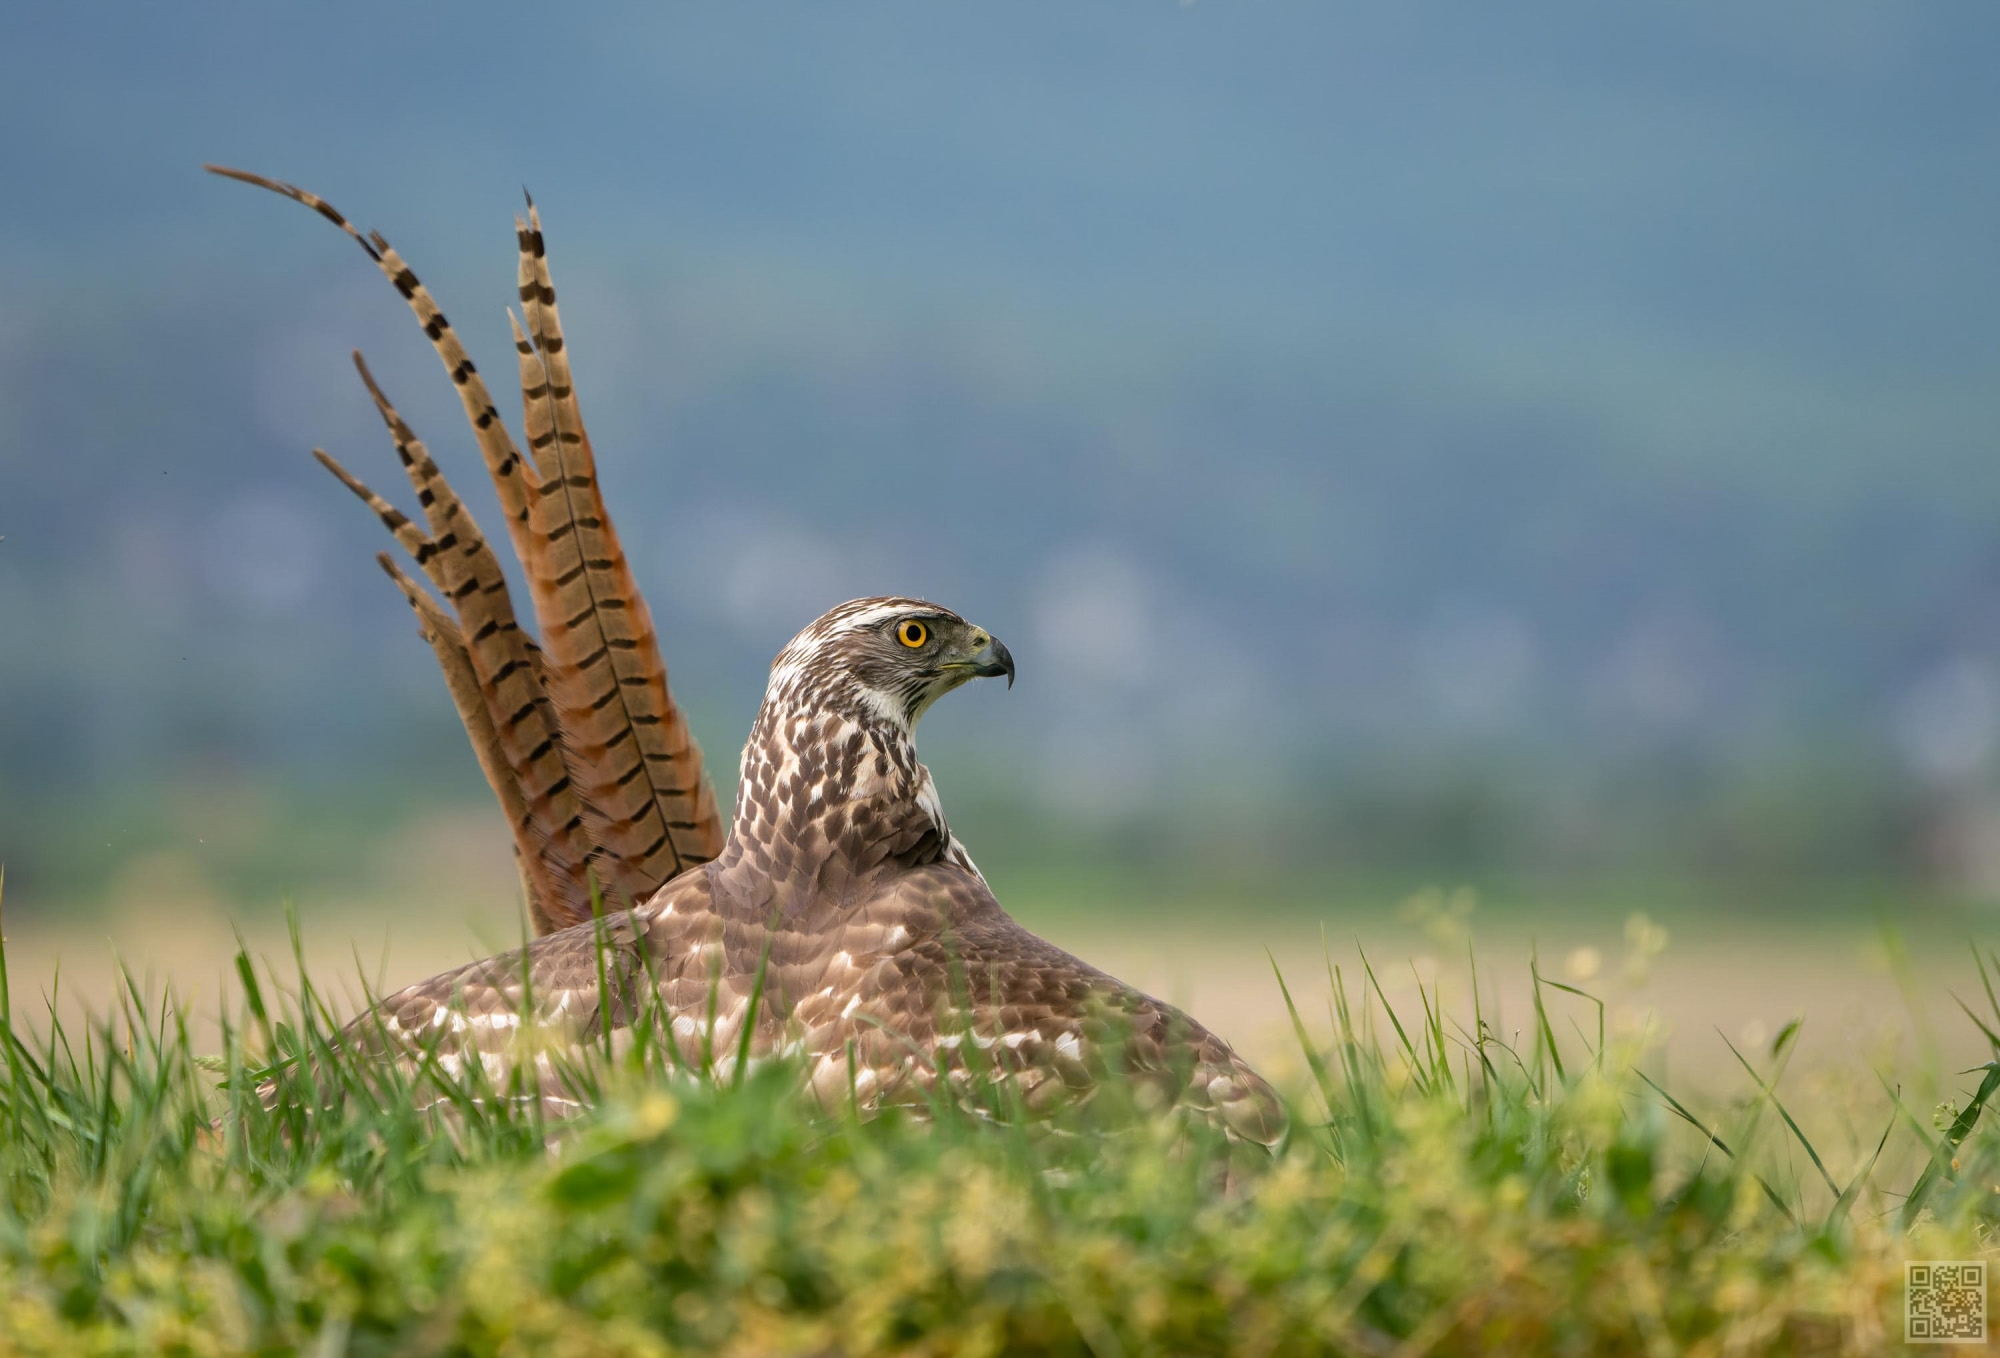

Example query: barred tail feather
[511,204,724,895]
[311,447,437,568]
[203,166,538,561]
[375,553,559,933]
[310,386,600,936]
[208,165,725,925]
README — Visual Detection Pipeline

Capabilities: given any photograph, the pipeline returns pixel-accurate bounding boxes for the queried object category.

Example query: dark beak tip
[969,637,1016,688]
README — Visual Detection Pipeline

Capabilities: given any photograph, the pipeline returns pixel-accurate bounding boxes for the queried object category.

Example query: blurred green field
[4,863,2000,1355]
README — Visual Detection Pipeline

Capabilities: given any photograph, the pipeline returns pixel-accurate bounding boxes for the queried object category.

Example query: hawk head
[764,596,1015,734]
[724,597,1015,886]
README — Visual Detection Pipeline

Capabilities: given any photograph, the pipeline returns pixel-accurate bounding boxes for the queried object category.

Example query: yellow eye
[898,620,929,648]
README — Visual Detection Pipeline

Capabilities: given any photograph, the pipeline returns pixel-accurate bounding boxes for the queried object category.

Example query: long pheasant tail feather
[375,554,562,934]
[510,201,724,895]
[204,165,538,561]
[311,448,439,574]
[330,357,605,930]
[208,165,722,920]
[315,441,598,931]
[208,160,606,932]
[203,164,382,260]
[350,352,507,597]
[506,307,689,905]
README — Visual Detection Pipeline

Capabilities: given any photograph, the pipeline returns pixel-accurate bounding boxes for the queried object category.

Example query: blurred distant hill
[4,3,1999,909]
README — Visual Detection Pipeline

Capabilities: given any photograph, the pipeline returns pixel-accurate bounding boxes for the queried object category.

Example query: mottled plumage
[351,599,1286,1143]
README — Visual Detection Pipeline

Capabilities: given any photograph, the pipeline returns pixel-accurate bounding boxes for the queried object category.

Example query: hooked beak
[949,632,1016,689]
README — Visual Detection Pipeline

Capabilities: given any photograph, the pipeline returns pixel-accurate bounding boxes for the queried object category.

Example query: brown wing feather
[345,868,746,1114]
[348,859,1285,1144]
[799,866,1289,1144]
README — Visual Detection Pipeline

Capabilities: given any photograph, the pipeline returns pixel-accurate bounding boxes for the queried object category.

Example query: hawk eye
[897,620,929,648]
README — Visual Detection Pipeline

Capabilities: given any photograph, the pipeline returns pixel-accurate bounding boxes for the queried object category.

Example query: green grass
[4,879,1999,1355]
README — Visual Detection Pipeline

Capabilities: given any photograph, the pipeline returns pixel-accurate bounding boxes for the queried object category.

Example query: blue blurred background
[6,2,2000,934]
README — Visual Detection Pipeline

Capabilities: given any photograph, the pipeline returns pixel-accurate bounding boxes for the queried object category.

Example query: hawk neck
[709,684,959,918]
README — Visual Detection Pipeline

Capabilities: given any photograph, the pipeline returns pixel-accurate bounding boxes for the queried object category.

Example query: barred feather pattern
[509,203,723,900]
[204,166,539,558]
[209,166,724,927]
[374,553,548,921]
[310,431,595,933]
[340,357,611,923]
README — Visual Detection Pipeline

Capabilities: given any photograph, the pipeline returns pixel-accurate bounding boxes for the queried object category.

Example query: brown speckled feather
[342,597,1285,1145]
